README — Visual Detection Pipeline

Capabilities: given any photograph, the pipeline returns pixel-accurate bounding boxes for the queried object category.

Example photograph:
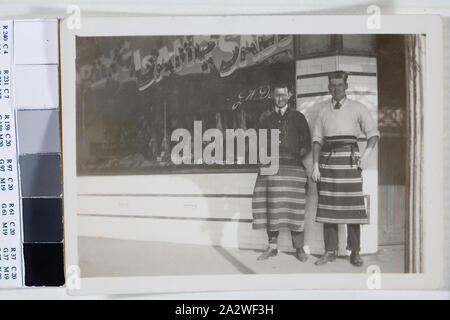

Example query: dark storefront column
[294,35,379,255]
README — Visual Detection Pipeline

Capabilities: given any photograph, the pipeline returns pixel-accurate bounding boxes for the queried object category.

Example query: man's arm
[359,136,379,169]
[311,141,322,182]
[357,103,380,169]
[256,110,269,166]
[365,135,379,150]
[297,111,311,158]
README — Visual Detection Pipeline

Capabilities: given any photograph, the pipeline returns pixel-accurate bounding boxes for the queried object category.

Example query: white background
[0,0,448,300]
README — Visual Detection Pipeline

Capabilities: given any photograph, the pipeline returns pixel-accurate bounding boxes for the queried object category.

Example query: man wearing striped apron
[311,71,379,267]
[252,82,311,262]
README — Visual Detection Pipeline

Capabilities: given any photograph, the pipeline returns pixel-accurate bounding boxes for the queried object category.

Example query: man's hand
[311,163,321,183]
[358,136,379,170]
[357,152,370,170]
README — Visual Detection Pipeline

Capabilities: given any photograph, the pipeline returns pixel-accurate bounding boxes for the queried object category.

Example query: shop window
[76,35,295,175]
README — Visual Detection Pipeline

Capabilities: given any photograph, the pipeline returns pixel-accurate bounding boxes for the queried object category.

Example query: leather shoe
[295,248,308,262]
[257,247,278,260]
[350,251,364,267]
[314,251,336,266]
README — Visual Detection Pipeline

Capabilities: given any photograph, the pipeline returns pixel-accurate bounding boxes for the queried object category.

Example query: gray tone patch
[17,109,60,154]
[19,154,62,197]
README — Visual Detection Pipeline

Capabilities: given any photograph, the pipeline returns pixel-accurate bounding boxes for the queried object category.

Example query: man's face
[328,78,348,101]
[273,87,291,109]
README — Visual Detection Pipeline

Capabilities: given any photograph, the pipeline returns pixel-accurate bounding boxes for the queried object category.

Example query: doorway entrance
[376,35,407,246]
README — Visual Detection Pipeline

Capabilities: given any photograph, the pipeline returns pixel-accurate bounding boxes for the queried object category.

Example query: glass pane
[296,35,336,57]
[342,35,376,53]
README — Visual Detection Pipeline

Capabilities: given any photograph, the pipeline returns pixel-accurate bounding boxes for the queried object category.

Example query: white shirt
[312,97,380,145]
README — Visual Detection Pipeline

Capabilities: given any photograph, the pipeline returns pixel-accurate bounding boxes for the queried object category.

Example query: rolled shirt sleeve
[359,105,380,139]
[312,115,324,145]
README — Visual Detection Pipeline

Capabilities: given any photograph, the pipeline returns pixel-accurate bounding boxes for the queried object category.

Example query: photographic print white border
[60,15,444,295]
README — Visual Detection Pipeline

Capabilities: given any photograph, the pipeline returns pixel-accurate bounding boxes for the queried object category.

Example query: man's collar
[331,96,347,109]
[273,104,289,115]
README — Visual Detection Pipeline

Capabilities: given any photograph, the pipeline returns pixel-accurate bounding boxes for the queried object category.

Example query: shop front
[76,34,406,257]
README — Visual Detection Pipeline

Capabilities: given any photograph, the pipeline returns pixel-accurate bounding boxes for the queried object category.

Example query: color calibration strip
[0,19,64,288]
[14,19,64,287]
[0,20,24,288]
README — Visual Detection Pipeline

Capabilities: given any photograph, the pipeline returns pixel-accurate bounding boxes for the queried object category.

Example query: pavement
[78,236,404,278]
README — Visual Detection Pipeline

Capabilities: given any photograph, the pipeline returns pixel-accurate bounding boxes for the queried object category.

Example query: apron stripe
[253,212,305,220]
[319,191,363,197]
[319,168,362,179]
[253,208,305,215]
[320,164,360,170]
[320,177,362,183]
[253,198,306,205]
[318,182,363,193]
[318,204,366,210]
[319,195,365,206]
[316,217,369,224]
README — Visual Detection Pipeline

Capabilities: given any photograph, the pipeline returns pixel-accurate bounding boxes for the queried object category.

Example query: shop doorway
[376,35,407,246]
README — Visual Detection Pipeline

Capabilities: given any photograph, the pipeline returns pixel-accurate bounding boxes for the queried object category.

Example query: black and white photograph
[60,15,444,294]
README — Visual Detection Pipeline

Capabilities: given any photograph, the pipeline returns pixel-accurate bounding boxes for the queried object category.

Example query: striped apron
[316,135,369,224]
[252,153,307,232]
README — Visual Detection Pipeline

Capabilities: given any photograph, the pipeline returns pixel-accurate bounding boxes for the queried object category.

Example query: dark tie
[278,109,282,117]
[334,101,341,109]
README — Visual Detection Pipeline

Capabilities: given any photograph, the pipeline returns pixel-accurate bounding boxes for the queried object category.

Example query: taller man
[252,82,311,262]
[311,71,379,267]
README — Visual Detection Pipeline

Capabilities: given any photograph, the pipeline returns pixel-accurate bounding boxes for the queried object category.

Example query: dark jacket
[257,106,311,165]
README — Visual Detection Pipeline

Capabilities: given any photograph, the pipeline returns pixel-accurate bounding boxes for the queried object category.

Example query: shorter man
[311,71,379,267]
[252,82,311,262]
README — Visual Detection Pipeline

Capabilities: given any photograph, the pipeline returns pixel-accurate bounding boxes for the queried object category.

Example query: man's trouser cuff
[323,223,361,252]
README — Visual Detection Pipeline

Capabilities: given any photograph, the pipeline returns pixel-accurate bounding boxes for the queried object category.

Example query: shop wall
[77,173,299,251]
